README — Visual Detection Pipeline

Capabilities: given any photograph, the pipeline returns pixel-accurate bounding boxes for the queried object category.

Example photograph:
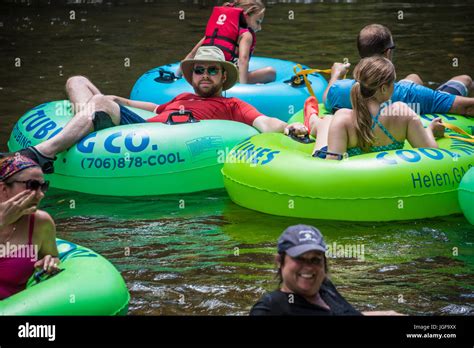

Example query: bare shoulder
[334,108,352,117]
[34,210,56,234]
[332,109,353,125]
[384,101,417,118]
[238,30,253,45]
[239,31,253,40]
[31,210,56,250]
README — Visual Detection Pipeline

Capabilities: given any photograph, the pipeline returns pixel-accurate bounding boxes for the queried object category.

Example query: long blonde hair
[350,56,396,151]
[224,0,266,16]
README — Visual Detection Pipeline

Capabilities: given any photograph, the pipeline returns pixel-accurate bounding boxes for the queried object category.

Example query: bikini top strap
[370,106,383,129]
[371,106,399,143]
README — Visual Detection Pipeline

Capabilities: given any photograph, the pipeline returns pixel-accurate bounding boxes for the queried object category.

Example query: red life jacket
[203,6,256,63]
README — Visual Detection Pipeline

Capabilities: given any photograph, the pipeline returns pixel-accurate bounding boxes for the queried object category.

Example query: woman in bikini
[304,56,445,160]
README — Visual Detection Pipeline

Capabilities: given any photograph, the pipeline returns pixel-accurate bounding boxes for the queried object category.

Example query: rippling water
[40,187,474,315]
[1,0,473,315]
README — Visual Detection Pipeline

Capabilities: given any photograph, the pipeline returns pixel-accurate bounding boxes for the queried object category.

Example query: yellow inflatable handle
[444,122,474,143]
[293,64,347,97]
[293,64,343,97]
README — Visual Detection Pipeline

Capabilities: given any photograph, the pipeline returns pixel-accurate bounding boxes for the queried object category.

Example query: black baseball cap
[277,225,327,257]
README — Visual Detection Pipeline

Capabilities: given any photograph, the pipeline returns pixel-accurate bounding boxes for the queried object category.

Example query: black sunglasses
[292,256,323,266]
[7,179,50,193]
[193,66,221,76]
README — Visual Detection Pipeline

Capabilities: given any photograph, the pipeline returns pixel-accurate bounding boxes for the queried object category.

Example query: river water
[0,0,473,315]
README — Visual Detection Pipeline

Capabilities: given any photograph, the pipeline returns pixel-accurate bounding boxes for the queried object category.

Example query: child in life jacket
[177,0,276,85]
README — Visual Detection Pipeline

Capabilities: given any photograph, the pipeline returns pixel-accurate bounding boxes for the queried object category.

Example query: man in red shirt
[5,46,307,173]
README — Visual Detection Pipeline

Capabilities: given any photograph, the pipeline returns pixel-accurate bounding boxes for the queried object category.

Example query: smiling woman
[250,225,402,316]
[250,224,362,316]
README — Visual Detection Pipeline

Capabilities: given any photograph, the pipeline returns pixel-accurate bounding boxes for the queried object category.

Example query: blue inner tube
[130,57,328,122]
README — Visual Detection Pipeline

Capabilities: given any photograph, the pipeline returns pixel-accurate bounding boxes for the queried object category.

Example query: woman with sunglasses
[250,225,402,315]
[0,155,59,300]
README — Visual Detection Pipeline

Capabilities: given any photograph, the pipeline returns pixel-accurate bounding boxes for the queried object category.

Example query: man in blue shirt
[324,24,473,116]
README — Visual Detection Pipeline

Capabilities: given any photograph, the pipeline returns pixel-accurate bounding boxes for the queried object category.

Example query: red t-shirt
[147,93,262,126]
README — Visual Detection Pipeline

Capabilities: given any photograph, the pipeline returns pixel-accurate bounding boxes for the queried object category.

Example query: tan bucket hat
[180,46,239,91]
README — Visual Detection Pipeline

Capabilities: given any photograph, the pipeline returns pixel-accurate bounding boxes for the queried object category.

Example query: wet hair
[357,24,393,58]
[224,0,266,16]
[276,252,329,288]
[350,56,396,152]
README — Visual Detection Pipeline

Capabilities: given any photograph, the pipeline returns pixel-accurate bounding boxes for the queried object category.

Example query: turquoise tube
[130,57,328,122]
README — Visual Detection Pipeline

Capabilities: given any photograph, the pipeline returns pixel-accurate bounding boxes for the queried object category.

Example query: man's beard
[192,81,222,98]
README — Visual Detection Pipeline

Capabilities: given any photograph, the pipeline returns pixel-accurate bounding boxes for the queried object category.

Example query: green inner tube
[0,239,130,315]
[7,100,259,196]
[459,166,474,224]
[223,110,474,221]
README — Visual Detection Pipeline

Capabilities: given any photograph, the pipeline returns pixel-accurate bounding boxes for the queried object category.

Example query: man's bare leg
[65,75,103,114]
[448,96,474,117]
[402,74,423,85]
[35,94,121,158]
[247,67,277,84]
